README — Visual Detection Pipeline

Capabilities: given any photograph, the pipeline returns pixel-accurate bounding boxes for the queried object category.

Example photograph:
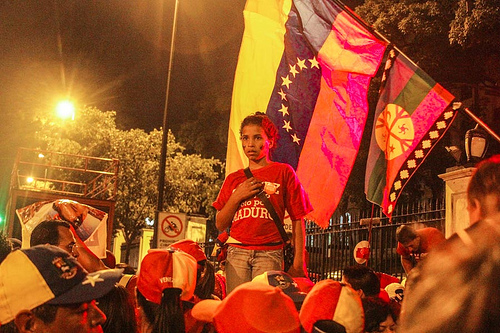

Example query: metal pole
[154,0,180,249]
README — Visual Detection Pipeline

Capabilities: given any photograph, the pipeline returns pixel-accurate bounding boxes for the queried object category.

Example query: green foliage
[355,0,500,84]
[450,0,500,49]
[356,0,458,78]
[33,106,223,262]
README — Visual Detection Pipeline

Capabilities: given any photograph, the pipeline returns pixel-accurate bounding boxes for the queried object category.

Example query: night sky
[0,0,364,218]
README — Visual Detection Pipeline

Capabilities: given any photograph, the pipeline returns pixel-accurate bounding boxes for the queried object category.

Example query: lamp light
[465,124,488,163]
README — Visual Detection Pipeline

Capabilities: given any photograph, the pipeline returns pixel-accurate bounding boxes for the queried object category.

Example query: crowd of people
[0,113,498,332]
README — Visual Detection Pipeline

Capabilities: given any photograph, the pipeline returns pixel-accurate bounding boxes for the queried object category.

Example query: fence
[201,198,445,282]
[305,198,445,282]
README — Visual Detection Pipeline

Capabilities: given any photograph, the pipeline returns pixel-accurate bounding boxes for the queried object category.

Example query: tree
[33,106,223,263]
[355,0,500,84]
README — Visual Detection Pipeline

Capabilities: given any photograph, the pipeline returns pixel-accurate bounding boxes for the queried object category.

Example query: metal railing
[305,198,445,282]
[11,148,119,200]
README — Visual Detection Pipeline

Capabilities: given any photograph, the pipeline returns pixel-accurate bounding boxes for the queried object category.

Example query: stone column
[438,167,475,238]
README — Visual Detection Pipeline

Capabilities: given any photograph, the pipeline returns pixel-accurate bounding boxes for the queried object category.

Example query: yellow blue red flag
[227,0,386,227]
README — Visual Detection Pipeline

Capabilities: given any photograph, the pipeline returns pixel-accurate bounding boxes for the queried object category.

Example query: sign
[157,212,186,248]
[186,216,207,243]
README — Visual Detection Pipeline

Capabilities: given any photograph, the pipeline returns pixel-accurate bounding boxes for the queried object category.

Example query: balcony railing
[11,148,119,200]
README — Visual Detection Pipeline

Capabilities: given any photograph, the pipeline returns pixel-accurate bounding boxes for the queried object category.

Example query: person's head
[467,154,500,224]
[97,285,138,333]
[299,280,364,333]
[192,281,300,333]
[30,220,78,258]
[169,239,215,300]
[0,245,122,333]
[362,297,398,333]
[136,249,197,333]
[252,270,307,310]
[396,225,420,253]
[239,112,278,162]
[398,213,500,333]
[341,265,380,298]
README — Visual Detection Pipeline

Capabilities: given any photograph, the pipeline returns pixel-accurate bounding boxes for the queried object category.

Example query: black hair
[467,154,500,218]
[30,220,71,247]
[362,297,399,333]
[342,265,380,297]
[97,285,138,333]
[396,225,417,244]
[136,288,185,333]
[239,112,279,149]
[195,260,216,300]
[31,303,59,324]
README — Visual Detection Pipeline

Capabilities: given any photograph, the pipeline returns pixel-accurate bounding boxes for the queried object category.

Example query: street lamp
[465,124,488,164]
[55,100,75,120]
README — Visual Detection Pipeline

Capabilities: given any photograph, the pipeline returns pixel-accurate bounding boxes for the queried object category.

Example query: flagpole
[453,102,500,144]
[154,0,180,249]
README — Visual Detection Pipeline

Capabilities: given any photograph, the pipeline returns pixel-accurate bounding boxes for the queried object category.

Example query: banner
[16,199,108,258]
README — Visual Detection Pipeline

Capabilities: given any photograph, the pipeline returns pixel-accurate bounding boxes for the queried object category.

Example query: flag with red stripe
[364,49,457,217]
[227,0,386,227]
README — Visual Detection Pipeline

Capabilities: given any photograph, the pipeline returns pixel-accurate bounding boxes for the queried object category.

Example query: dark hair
[30,220,71,247]
[136,289,185,333]
[31,303,59,323]
[0,304,63,332]
[396,225,417,244]
[0,321,18,333]
[195,260,216,300]
[467,154,500,218]
[239,112,279,149]
[97,285,138,333]
[342,265,380,297]
[362,297,399,332]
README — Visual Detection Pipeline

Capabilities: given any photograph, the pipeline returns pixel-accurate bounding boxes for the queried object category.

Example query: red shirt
[213,162,312,250]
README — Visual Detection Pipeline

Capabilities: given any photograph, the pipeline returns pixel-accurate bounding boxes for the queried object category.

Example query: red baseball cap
[170,239,207,263]
[299,280,364,333]
[137,248,197,304]
[192,282,301,333]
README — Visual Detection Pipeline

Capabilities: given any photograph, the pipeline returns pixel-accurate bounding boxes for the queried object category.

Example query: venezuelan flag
[227,0,386,227]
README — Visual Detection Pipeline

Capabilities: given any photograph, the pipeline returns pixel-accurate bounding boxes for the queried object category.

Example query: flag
[227,0,386,227]
[364,49,457,217]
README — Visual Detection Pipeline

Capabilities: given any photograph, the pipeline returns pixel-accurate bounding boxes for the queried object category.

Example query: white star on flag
[296,57,306,70]
[289,64,299,77]
[281,75,292,89]
[283,120,292,132]
[291,133,301,144]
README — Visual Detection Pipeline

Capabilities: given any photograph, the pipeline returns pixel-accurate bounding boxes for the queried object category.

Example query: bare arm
[287,218,307,277]
[70,226,108,272]
[215,177,262,231]
[401,256,414,275]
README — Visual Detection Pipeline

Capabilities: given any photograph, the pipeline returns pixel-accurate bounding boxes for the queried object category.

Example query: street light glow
[26,177,34,184]
[55,100,75,120]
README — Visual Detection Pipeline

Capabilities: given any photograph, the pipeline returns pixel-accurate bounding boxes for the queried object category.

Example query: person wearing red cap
[170,239,217,301]
[213,112,313,293]
[136,248,210,333]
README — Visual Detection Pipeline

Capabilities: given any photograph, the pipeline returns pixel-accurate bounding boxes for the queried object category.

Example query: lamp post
[465,124,488,164]
[154,0,180,249]
[55,100,75,120]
